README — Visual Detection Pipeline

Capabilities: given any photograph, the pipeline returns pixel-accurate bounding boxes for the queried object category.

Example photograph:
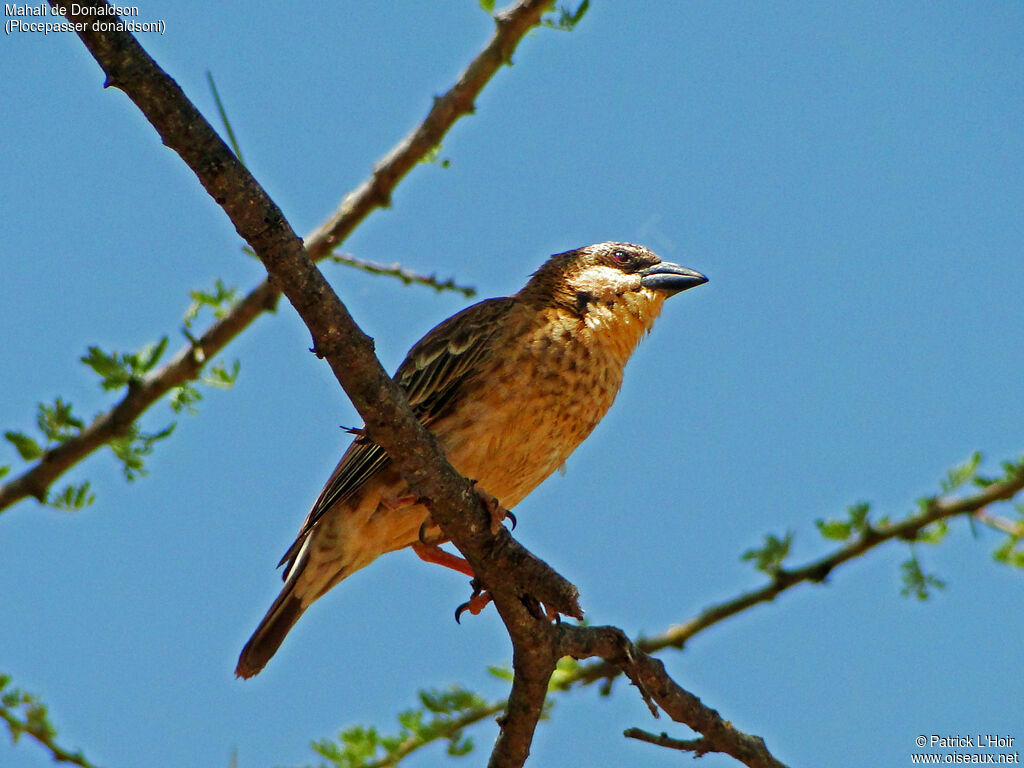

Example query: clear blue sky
[3,3,1023,767]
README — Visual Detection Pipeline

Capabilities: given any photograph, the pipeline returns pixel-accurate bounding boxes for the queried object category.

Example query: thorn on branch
[621,641,659,718]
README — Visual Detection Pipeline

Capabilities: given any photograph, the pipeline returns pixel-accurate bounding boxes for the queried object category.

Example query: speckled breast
[436,298,661,508]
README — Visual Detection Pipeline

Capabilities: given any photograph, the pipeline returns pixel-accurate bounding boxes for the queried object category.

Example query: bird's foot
[453,580,561,624]
[455,579,492,623]
[417,484,515,543]
[469,482,516,534]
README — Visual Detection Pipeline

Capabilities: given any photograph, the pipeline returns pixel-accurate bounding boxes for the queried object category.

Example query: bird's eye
[612,250,630,265]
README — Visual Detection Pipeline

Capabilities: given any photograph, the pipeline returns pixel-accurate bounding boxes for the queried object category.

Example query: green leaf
[48,482,96,512]
[916,519,949,545]
[815,518,852,541]
[5,431,43,461]
[81,339,169,390]
[202,359,240,388]
[169,382,203,414]
[135,336,169,374]
[109,423,176,481]
[206,71,245,164]
[899,552,946,600]
[0,465,10,480]
[447,733,474,756]
[548,656,580,692]
[941,451,982,493]
[815,502,871,541]
[992,536,1024,569]
[36,398,85,444]
[1001,457,1024,480]
[80,346,131,390]
[487,664,514,682]
[183,278,238,329]
[478,0,495,13]
[396,709,423,734]
[990,505,1024,569]
[306,685,500,767]
[741,531,794,575]
[847,502,871,532]
[542,0,590,31]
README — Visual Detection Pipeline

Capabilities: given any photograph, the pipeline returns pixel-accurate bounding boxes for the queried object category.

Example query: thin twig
[975,507,1024,537]
[568,467,1024,686]
[328,253,476,297]
[364,700,506,768]
[623,728,711,755]
[0,706,99,768]
[0,0,544,514]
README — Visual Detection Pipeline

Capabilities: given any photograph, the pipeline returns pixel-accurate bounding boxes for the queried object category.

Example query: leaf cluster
[0,674,54,747]
[5,399,85,462]
[307,685,503,768]
[81,338,168,391]
[478,0,589,32]
[1,279,244,509]
[741,453,1024,604]
[741,531,793,576]
[0,674,96,768]
[3,399,94,510]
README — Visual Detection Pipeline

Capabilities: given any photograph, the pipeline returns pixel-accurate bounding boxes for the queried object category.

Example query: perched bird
[236,242,706,678]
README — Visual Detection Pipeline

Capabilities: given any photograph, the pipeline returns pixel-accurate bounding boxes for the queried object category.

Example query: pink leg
[412,542,475,577]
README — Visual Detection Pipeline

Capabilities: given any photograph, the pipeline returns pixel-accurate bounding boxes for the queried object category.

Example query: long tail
[235,579,307,679]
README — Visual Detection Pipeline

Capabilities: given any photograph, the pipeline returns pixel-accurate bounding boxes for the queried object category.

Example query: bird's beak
[638,261,708,296]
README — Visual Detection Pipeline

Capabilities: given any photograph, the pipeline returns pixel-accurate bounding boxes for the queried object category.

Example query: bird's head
[520,241,707,315]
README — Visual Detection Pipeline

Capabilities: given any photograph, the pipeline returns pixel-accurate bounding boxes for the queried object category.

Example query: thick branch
[489,641,558,768]
[49,5,571,768]
[559,625,789,768]
[0,0,547,513]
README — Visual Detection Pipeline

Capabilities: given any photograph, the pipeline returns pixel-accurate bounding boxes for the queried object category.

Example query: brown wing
[277,297,518,575]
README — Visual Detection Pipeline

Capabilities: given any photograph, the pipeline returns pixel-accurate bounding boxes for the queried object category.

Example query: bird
[235,241,707,678]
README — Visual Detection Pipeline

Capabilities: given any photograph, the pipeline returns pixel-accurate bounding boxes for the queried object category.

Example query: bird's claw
[469,481,515,535]
[454,581,561,624]
[418,520,444,546]
[455,579,492,623]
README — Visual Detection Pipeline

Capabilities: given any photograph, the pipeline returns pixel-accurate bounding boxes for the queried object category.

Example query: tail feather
[236,585,306,679]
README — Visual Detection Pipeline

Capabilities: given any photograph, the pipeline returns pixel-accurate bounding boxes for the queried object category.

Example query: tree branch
[565,463,1024,686]
[975,506,1024,537]
[0,676,99,768]
[0,0,545,513]
[301,460,1024,768]
[559,625,790,768]
[48,4,577,768]
[36,6,942,768]
[326,253,476,298]
[623,728,722,758]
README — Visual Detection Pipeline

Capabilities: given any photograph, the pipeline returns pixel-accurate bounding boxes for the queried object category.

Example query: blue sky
[2,2,1023,767]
